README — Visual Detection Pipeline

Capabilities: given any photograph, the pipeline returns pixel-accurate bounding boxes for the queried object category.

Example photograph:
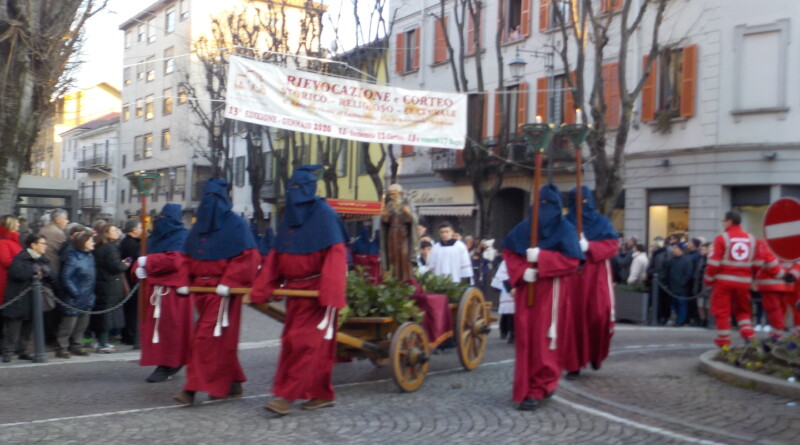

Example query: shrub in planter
[415,270,469,304]
[340,267,420,326]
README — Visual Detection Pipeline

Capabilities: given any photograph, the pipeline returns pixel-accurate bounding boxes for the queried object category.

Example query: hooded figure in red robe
[502,184,583,411]
[174,179,259,405]
[252,165,348,415]
[563,186,618,378]
[135,203,192,383]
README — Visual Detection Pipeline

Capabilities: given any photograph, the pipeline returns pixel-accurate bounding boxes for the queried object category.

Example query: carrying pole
[528,150,543,306]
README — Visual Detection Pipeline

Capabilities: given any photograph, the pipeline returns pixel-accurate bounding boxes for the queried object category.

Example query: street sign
[763,197,800,261]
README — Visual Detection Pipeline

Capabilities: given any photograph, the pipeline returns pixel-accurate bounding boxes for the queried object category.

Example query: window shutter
[499,0,507,43]
[401,145,414,156]
[413,27,421,69]
[680,44,697,118]
[434,17,447,63]
[467,13,475,54]
[536,77,548,122]
[494,89,503,138]
[641,55,656,122]
[610,0,623,11]
[516,81,528,134]
[395,33,405,73]
[564,72,576,124]
[521,0,531,37]
[603,62,620,127]
[539,0,550,32]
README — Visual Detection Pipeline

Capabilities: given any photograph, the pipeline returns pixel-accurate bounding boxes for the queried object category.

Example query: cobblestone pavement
[0,311,798,444]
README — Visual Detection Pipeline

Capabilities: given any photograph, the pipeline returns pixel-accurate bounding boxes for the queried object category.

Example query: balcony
[431,149,465,171]
[77,156,112,172]
[80,198,101,209]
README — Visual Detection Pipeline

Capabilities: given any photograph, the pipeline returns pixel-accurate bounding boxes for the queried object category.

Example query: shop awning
[327,199,383,220]
[417,205,476,217]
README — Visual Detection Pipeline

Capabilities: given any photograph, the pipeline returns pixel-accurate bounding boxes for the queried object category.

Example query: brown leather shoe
[300,398,334,410]
[173,390,195,405]
[210,382,244,400]
[264,398,291,415]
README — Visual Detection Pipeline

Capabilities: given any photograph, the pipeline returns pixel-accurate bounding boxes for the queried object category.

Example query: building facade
[390,0,800,244]
[60,113,122,225]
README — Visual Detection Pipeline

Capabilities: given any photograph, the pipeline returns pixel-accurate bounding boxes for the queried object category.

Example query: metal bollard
[31,274,47,363]
[649,272,659,326]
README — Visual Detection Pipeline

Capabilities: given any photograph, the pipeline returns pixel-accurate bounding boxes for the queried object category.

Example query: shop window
[395,27,420,73]
[731,186,770,236]
[641,45,697,121]
[647,188,690,243]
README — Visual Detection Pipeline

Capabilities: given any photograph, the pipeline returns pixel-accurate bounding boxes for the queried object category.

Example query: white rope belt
[149,285,169,344]
[548,278,560,350]
[316,306,336,340]
[214,295,230,337]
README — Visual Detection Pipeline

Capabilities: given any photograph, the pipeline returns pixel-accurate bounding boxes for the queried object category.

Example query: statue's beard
[387,197,403,213]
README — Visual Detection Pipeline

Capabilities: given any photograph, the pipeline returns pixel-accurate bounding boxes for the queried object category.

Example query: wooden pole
[138,194,147,347]
[575,146,583,235]
[528,150,543,306]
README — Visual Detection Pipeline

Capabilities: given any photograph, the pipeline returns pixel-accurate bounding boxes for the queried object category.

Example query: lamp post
[125,170,160,348]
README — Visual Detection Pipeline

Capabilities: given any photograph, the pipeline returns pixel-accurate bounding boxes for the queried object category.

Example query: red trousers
[710,286,753,347]
[761,291,800,334]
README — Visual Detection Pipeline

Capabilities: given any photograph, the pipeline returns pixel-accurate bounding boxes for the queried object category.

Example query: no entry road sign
[763,197,800,261]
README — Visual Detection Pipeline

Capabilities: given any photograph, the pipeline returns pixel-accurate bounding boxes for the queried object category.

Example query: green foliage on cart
[415,270,469,304]
[340,267,421,326]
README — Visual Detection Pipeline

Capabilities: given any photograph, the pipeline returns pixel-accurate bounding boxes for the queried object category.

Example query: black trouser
[499,314,514,339]
[2,318,32,357]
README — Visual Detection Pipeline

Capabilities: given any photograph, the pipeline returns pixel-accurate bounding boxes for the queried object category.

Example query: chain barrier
[46,282,141,315]
[656,281,711,301]
[0,286,32,310]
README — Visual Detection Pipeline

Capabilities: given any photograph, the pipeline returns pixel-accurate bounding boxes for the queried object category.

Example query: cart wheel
[455,287,491,370]
[389,322,430,392]
[369,357,389,367]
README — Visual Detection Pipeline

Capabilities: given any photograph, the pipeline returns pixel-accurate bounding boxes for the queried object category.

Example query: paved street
[1,309,798,444]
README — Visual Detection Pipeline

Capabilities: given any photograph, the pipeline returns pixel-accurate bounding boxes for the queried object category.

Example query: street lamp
[508,48,554,82]
[125,169,159,349]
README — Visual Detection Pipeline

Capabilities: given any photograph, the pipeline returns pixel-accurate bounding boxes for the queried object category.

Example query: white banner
[224,56,468,149]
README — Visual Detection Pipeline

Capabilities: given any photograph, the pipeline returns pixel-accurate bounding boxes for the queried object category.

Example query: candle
[535,115,543,124]
[576,108,583,124]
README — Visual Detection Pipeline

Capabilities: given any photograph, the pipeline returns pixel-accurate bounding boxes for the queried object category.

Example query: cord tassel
[214,296,225,337]
[324,309,336,340]
[221,296,230,328]
[548,278,560,350]
[317,306,332,330]
[150,286,168,344]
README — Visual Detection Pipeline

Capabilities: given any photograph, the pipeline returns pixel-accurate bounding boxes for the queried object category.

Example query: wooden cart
[222,286,493,392]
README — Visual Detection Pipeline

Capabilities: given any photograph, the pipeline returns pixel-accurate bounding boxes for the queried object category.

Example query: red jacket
[753,239,792,292]
[0,226,22,304]
[704,225,757,290]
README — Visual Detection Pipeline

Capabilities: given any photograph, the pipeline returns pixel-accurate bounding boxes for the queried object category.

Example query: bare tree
[0,0,108,214]
[551,0,668,215]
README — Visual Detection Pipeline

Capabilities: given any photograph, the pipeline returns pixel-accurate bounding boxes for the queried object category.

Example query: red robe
[140,251,192,368]
[561,239,618,371]
[505,249,580,402]
[251,243,347,402]
[353,253,381,283]
[184,249,259,398]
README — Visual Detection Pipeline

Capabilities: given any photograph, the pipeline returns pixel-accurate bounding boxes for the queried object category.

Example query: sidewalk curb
[698,350,800,400]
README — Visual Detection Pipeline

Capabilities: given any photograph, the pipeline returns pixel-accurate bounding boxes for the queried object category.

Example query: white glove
[216,284,230,297]
[176,286,190,295]
[579,233,589,253]
[526,247,540,263]
[523,268,538,283]
[138,256,147,267]
[135,267,147,280]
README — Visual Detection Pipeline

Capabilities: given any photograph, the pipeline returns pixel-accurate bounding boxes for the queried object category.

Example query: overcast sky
[74,0,375,91]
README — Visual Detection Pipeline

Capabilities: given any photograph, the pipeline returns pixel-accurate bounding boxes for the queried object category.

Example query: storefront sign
[224,56,468,149]
[405,186,474,206]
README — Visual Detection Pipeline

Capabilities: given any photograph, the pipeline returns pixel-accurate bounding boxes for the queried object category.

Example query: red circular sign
[763,198,800,261]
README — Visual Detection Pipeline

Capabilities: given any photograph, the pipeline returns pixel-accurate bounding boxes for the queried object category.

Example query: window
[641,45,697,122]
[124,31,133,49]
[466,8,483,55]
[136,60,144,81]
[137,24,145,43]
[134,135,143,160]
[401,145,415,156]
[120,189,125,204]
[123,67,131,86]
[123,105,130,121]
[180,0,189,20]
[264,152,274,182]
[535,74,578,126]
[161,129,171,150]
[357,143,369,175]
[174,166,186,194]
[178,85,188,104]
[122,154,126,168]
[135,98,143,117]
[164,47,174,74]
[539,0,570,32]
[147,18,156,43]
[163,88,173,115]
[145,95,154,120]
[146,56,155,81]
[502,0,527,41]
[336,144,348,177]
[433,17,448,64]
[144,134,153,158]
[165,7,176,33]
[235,156,246,187]
[495,82,527,138]
[395,27,420,73]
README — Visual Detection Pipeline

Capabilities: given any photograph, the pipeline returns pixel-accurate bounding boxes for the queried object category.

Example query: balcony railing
[77,156,111,171]
[80,198,100,208]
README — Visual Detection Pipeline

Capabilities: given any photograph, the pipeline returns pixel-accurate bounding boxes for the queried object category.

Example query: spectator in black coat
[91,224,131,353]
[56,232,96,358]
[665,242,693,326]
[646,237,670,324]
[2,235,54,362]
[119,219,142,345]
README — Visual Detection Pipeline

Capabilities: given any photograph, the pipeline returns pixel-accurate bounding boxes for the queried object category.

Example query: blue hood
[566,186,618,241]
[148,203,188,254]
[184,179,256,260]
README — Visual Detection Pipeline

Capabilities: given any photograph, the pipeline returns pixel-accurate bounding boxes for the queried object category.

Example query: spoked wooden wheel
[389,322,430,392]
[455,287,491,370]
